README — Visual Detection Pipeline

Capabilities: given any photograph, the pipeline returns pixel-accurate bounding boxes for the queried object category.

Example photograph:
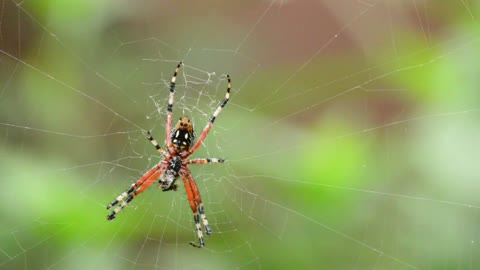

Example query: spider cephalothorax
[106,62,231,248]
[158,155,181,191]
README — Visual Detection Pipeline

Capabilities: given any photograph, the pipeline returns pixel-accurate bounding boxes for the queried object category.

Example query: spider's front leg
[186,158,223,237]
[106,164,160,210]
[198,203,212,235]
[106,164,165,220]
[180,169,212,248]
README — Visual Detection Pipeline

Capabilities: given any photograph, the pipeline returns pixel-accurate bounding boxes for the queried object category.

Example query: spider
[106,62,230,248]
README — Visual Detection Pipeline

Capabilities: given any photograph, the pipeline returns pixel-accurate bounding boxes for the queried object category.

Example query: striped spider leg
[165,62,182,146]
[147,131,178,191]
[188,158,225,165]
[147,130,167,156]
[183,74,231,247]
[188,74,230,154]
[178,167,212,248]
[105,131,169,220]
[106,163,166,220]
[105,62,181,220]
[182,158,224,247]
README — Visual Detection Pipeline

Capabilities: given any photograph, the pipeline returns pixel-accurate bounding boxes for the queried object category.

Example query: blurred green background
[1,0,480,269]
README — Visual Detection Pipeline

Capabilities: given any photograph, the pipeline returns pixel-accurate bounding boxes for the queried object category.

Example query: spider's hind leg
[188,75,231,155]
[147,131,166,156]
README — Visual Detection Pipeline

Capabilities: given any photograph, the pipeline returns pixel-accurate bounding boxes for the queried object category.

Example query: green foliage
[1,1,480,269]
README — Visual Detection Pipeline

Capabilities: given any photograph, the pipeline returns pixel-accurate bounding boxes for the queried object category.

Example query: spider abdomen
[171,117,195,150]
[171,128,193,147]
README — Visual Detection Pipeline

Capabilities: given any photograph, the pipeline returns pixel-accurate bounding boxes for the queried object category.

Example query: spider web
[1,0,480,269]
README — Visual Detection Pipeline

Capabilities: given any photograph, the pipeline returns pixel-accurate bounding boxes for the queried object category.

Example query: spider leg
[189,75,230,154]
[181,170,212,247]
[107,170,161,220]
[106,165,164,220]
[188,158,225,165]
[198,203,212,235]
[147,131,166,156]
[181,174,204,247]
[184,172,212,234]
[106,164,161,210]
[187,175,212,236]
[165,62,182,145]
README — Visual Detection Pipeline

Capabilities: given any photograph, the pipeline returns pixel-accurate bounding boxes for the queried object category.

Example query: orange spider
[106,62,230,248]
